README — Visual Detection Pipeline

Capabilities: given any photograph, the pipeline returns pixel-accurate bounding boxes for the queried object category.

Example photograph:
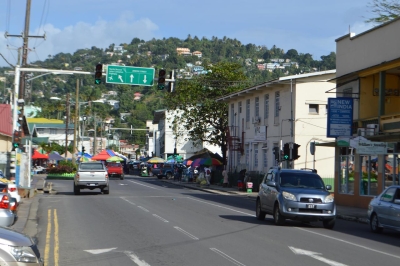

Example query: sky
[0,0,375,67]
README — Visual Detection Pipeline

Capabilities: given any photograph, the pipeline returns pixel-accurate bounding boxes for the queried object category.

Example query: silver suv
[256,167,336,229]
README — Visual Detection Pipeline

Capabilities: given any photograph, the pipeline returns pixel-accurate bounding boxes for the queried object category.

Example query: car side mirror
[394,199,400,204]
[326,185,332,191]
[267,181,276,187]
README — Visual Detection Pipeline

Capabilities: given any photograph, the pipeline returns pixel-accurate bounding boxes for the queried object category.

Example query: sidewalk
[161,179,370,224]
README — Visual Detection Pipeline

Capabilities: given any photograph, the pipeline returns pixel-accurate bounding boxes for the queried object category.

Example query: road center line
[54,209,59,266]
[296,227,400,260]
[128,180,160,190]
[44,209,51,265]
[138,206,149,212]
[187,197,255,216]
[210,248,246,266]
[174,226,199,240]
[121,197,136,205]
[152,214,169,222]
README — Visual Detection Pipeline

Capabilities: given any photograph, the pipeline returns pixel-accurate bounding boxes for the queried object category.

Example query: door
[377,187,396,226]
[265,171,277,213]
[259,172,271,210]
[387,188,400,228]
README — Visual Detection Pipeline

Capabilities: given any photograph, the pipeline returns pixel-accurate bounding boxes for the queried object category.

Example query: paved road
[20,175,400,265]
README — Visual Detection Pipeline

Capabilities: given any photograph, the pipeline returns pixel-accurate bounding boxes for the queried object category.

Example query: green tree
[366,0,400,24]
[164,62,248,165]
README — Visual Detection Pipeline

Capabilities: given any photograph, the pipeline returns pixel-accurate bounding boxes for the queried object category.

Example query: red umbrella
[91,150,111,161]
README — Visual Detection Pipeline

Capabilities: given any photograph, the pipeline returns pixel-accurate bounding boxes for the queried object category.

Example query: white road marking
[119,184,128,185]
[121,197,136,205]
[84,248,117,254]
[128,180,160,190]
[124,251,151,266]
[210,248,246,266]
[289,246,347,266]
[152,214,169,222]
[138,206,149,212]
[187,197,255,216]
[296,227,400,260]
[174,226,199,240]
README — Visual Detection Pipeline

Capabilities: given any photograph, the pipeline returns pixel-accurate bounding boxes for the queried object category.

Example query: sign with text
[106,65,155,86]
[327,97,353,138]
[356,141,387,155]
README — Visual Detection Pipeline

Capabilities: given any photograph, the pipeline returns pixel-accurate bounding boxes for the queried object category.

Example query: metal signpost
[106,65,155,86]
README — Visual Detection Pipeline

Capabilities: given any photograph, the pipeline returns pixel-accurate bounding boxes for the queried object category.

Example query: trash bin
[237,180,244,191]
[246,182,253,193]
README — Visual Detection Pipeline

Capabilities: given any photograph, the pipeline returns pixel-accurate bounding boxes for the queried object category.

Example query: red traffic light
[96,64,103,71]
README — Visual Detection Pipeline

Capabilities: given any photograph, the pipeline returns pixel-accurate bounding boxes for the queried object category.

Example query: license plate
[306,204,316,209]
[88,183,96,186]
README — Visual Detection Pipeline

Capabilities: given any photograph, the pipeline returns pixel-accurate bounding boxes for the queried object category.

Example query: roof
[0,104,12,137]
[27,118,64,124]
[216,70,336,102]
[28,122,75,132]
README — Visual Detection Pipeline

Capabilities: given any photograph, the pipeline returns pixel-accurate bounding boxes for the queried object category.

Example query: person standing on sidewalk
[204,166,211,186]
[222,167,229,187]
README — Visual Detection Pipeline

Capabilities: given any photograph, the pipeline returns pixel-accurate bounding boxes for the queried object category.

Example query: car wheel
[73,184,80,195]
[102,186,110,195]
[322,218,336,229]
[273,204,285,226]
[370,213,383,233]
[256,199,266,220]
[166,173,173,179]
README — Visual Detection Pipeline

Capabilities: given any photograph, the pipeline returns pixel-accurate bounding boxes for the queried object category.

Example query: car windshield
[279,172,325,189]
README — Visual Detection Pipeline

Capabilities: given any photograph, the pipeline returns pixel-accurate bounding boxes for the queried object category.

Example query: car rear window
[107,163,121,167]
[279,172,325,189]
[80,163,104,170]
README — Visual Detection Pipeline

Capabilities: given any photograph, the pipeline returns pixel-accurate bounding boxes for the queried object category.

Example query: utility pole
[65,93,70,159]
[5,0,45,105]
[73,79,79,161]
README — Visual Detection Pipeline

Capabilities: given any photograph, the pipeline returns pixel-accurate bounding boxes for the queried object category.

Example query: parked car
[0,182,21,203]
[368,185,400,233]
[256,167,336,229]
[0,226,43,265]
[0,192,16,227]
[128,161,142,175]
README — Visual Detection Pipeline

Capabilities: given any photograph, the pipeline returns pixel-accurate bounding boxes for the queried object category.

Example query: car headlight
[9,246,38,263]
[282,191,296,201]
[324,194,334,203]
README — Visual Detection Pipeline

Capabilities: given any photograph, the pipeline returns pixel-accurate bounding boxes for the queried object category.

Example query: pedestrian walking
[222,167,229,187]
[204,166,211,186]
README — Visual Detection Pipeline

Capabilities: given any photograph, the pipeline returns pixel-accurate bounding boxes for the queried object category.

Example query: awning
[315,142,336,147]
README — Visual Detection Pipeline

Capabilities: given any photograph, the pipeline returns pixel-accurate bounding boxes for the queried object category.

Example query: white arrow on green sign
[106,65,155,86]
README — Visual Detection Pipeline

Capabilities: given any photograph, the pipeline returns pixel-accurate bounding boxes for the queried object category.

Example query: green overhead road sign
[106,65,155,86]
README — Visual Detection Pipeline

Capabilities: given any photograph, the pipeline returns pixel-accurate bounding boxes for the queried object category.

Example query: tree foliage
[366,0,400,24]
[164,62,248,164]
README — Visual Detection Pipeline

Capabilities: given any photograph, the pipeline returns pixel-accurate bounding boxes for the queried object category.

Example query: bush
[46,164,76,174]
[58,161,77,172]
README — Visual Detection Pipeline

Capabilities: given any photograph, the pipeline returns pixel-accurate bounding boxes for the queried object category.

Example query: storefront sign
[356,141,387,155]
[327,98,353,138]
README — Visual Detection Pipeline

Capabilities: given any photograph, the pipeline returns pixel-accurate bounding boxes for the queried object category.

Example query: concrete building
[333,17,400,208]
[217,70,336,178]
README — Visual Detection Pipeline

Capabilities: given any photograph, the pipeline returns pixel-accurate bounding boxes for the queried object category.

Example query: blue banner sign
[327,97,353,138]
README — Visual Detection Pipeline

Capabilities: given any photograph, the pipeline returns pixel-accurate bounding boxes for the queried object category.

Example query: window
[254,145,259,168]
[343,88,353,98]
[50,129,57,135]
[263,149,268,168]
[255,97,259,117]
[37,129,45,134]
[264,94,269,119]
[381,188,396,202]
[309,104,319,114]
[274,92,280,118]
[246,99,250,122]
[239,101,242,114]
[230,103,235,125]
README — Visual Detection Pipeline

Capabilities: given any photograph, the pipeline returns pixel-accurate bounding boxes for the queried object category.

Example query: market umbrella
[200,157,222,166]
[32,150,48,160]
[147,157,165,163]
[79,156,91,162]
[48,152,65,161]
[182,159,192,166]
[167,155,183,162]
[91,150,112,161]
[191,158,203,167]
[106,156,124,162]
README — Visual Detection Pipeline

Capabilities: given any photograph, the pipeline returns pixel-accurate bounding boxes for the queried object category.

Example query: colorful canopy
[48,152,65,161]
[106,156,124,162]
[147,157,165,163]
[91,150,112,161]
[32,150,48,160]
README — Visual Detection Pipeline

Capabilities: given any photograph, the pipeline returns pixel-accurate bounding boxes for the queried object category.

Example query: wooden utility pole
[65,93,70,159]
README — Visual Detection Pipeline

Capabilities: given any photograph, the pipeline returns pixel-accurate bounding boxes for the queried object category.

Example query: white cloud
[0,12,158,67]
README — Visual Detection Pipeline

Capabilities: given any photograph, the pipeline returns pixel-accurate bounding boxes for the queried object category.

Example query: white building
[217,70,337,178]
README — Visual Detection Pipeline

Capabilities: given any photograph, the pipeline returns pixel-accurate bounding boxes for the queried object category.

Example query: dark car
[368,185,400,233]
[128,161,142,175]
[256,167,336,229]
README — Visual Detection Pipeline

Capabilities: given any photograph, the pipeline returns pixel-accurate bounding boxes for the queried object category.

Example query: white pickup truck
[74,161,109,195]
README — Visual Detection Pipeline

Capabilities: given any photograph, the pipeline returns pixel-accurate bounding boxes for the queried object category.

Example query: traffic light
[157,69,166,90]
[12,130,21,150]
[293,143,301,160]
[82,146,85,154]
[273,147,280,162]
[283,143,290,160]
[94,64,103,84]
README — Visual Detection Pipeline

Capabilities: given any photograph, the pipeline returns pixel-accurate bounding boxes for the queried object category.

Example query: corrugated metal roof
[0,104,12,137]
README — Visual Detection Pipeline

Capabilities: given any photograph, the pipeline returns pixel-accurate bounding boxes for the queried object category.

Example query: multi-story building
[333,17,400,208]
[217,70,336,178]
